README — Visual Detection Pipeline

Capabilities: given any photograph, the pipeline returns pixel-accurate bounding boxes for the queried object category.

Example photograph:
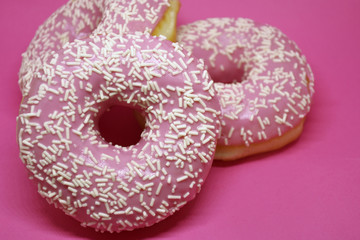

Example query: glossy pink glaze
[16,33,221,232]
[19,0,171,96]
[3,0,360,239]
[178,18,314,147]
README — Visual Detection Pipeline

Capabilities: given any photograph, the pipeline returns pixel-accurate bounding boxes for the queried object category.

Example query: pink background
[1,0,360,239]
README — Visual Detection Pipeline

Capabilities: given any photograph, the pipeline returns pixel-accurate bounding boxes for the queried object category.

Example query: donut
[19,0,180,97]
[16,32,221,232]
[177,18,314,160]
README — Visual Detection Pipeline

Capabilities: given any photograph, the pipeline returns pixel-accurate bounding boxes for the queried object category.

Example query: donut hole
[98,105,145,147]
[211,64,247,84]
[208,47,249,84]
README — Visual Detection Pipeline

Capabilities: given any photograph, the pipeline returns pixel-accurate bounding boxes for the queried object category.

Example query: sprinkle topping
[17,33,221,232]
[178,18,314,147]
[19,0,171,96]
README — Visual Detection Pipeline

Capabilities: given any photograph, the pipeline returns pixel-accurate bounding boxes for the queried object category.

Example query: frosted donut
[178,18,314,160]
[16,33,221,232]
[19,0,180,96]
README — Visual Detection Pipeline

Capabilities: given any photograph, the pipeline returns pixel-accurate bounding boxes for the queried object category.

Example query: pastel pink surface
[1,0,360,239]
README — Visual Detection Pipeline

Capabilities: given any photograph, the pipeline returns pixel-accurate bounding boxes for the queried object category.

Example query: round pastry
[19,0,180,97]
[16,33,221,232]
[178,18,314,160]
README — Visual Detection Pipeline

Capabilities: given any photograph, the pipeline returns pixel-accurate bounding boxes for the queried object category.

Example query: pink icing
[19,0,171,96]
[178,18,314,147]
[16,33,221,232]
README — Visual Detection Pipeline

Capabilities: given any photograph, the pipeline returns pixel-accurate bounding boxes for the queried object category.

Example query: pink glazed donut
[178,18,314,160]
[19,0,172,96]
[16,33,221,232]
